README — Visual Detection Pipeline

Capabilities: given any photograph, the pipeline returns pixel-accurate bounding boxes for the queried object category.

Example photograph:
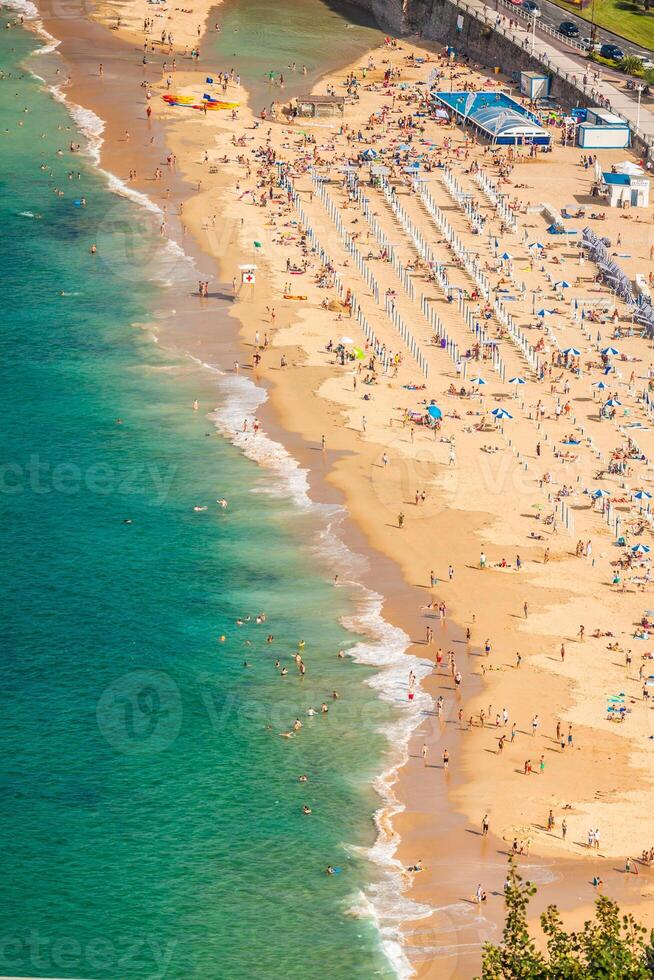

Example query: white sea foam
[3,0,59,56]
[208,369,437,977]
[210,373,315,510]
[2,0,39,18]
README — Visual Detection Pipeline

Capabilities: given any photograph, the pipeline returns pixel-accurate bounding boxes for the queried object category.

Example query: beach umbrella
[427,405,443,419]
[591,489,610,499]
[470,376,487,385]
[633,490,653,501]
[501,251,513,260]
[562,347,581,357]
[537,308,555,317]
[592,381,608,389]
[508,376,526,385]
[554,280,571,289]
[353,347,365,360]
[632,543,651,554]
[601,346,619,356]
[605,398,621,407]
[339,336,354,344]
[491,407,513,420]
[528,242,544,250]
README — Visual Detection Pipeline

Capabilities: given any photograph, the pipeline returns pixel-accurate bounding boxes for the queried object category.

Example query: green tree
[479,857,654,978]
[620,55,645,76]
[480,857,546,979]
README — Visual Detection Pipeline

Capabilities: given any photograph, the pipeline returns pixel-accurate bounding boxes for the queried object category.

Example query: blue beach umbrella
[554,280,571,289]
[508,376,526,385]
[605,398,622,407]
[601,346,620,356]
[491,407,513,420]
[501,251,513,260]
[592,488,610,499]
[632,543,651,554]
[537,308,555,317]
[633,490,653,501]
[592,381,608,389]
[528,242,544,249]
[427,405,443,419]
[562,347,581,357]
[470,376,487,385]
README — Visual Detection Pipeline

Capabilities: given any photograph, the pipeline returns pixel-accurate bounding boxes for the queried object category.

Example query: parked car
[522,1,541,16]
[559,21,580,37]
[600,42,625,61]
[638,58,654,71]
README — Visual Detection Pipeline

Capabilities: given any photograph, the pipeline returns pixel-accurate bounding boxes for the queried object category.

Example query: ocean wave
[3,0,60,55]
[343,592,434,979]
[208,368,435,977]
[2,0,39,18]
[46,82,196,284]
[210,373,314,510]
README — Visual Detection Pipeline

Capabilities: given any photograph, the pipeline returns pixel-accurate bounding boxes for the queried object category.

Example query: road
[499,0,652,63]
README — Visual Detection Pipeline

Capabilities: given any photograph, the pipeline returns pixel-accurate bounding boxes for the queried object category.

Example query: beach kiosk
[600,172,650,208]
[578,108,631,148]
[519,71,550,100]
[295,95,345,119]
[577,121,630,149]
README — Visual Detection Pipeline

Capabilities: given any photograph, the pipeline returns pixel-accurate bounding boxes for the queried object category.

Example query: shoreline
[11,1,654,976]
[9,3,443,974]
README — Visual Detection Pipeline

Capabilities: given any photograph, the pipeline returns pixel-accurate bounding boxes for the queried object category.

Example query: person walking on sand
[442,749,449,769]
[422,743,428,766]
[398,512,405,529]
[482,813,489,836]
[562,818,567,840]
[523,601,528,619]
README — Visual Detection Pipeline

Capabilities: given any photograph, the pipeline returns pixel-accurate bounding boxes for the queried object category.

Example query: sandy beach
[22,0,654,973]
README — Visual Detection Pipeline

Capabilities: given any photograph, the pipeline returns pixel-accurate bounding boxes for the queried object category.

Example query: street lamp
[530,12,537,55]
[636,84,644,132]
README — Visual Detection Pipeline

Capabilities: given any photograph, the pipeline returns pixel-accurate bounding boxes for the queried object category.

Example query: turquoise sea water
[208,0,384,111]
[0,15,418,979]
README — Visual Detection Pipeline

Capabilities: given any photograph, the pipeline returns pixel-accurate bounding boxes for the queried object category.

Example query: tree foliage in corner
[479,856,654,979]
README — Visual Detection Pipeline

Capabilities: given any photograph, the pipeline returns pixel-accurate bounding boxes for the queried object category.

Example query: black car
[600,42,624,60]
[559,21,580,37]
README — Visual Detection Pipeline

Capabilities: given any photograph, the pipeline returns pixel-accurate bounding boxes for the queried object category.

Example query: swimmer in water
[193,505,207,512]
[217,498,228,508]
[266,635,274,643]
[302,805,312,814]
[298,774,308,782]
